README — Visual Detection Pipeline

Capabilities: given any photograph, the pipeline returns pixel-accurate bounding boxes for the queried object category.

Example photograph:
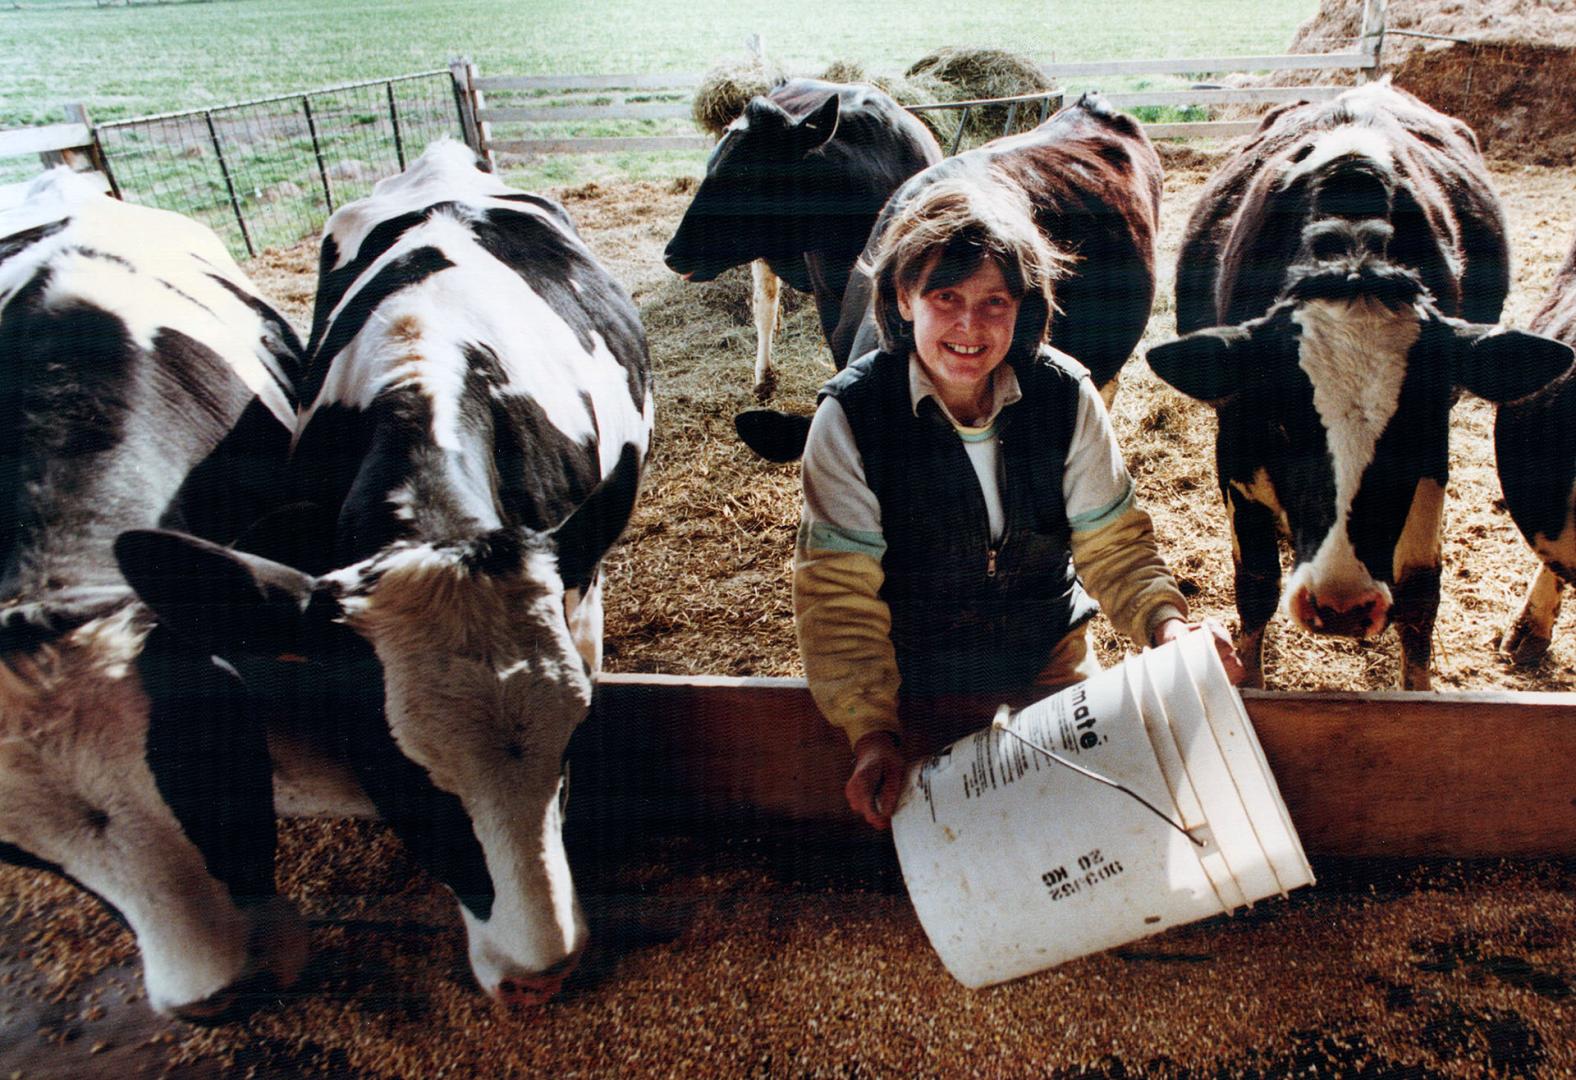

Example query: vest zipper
[986,545,997,577]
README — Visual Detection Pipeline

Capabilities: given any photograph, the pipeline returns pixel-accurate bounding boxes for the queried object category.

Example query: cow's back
[0,170,301,597]
[296,141,652,565]
[1177,82,1507,333]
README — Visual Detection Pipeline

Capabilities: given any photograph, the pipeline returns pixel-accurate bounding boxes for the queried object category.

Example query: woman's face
[898,256,1021,417]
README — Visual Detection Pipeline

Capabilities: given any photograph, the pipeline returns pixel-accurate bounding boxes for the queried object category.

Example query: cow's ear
[114,529,333,657]
[1452,325,1576,404]
[743,96,791,131]
[553,443,643,591]
[794,94,841,154]
[1146,326,1252,405]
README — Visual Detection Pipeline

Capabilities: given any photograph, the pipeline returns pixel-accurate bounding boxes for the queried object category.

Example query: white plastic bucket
[890,629,1314,989]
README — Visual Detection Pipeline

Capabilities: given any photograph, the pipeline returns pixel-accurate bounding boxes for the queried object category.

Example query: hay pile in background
[688,46,1058,151]
[906,46,1057,143]
[690,55,787,138]
[1234,0,1576,165]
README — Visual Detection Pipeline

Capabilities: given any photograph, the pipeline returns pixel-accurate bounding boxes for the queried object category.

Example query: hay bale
[817,59,958,146]
[906,47,1056,143]
[691,57,788,137]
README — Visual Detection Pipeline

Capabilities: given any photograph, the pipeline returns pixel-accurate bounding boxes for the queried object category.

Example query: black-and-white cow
[735,91,1163,462]
[0,169,306,1018]
[1496,229,1576,664]
[1147,82,1573,689]
[664,78,942,396]
[115,141,654,1008]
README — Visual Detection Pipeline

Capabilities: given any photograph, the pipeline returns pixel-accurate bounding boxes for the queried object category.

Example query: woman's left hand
[1150,617,1247,686]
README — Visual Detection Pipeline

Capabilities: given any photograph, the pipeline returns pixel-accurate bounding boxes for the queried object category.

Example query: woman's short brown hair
[865,168,1069,366]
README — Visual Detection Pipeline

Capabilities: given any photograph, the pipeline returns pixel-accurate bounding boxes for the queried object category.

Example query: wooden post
[466,59,494,171]
[1359,0,1388,82]
[449,56,483,161]
[544,675,1576,859]
[40,104,97,173]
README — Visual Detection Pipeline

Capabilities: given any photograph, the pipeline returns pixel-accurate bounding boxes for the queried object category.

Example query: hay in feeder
[906,46,1056,143]
[691,57,788,137]
[816,59,957,145]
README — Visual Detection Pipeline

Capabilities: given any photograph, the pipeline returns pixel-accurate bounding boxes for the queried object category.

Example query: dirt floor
[5,144,1576,1075]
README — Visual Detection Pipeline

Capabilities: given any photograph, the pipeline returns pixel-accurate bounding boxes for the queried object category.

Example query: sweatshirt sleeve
[793,397,902,749]
[1062,379,1188,647]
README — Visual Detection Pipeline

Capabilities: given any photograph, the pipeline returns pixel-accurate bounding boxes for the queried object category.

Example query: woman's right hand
[846,731,905,830]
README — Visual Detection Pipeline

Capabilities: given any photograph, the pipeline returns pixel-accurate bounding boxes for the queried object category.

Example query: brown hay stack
[690,56,787,138]
[906,46,1056,143]
[1243,0,1576,165]
[816,59,955,144]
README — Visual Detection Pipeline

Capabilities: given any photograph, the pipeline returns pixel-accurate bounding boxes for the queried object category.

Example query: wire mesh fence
[95,71,462,259]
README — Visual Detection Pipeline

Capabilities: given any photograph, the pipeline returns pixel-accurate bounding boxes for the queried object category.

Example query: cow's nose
[493,949,583,1010]
[1290,586,1388,639]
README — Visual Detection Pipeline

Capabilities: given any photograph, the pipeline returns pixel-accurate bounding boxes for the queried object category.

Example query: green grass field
[4,0,1319,128]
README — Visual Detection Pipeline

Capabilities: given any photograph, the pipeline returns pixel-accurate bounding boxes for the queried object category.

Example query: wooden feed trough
[534,676,1576,859]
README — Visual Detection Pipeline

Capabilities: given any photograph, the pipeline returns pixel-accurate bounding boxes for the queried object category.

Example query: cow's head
[1150,220,1574,639]
[0,593,305,1020]
[663,92,841,281]
[114,444,642,1008]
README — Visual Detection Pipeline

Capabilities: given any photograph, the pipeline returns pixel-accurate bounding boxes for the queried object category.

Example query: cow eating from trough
[0,169,307,1019]
[734,91,1163,462]
[114,140,655,1009]
[1495,229,1576,665]
[663,78,943,398]
[1147,82,1574,690]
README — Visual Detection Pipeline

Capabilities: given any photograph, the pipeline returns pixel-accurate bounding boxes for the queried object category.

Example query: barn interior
[5,1,1576,1076]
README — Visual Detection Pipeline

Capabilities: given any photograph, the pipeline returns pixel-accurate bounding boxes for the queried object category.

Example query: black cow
[1496,229,1576,664]
[736,91,1163,462]
[0,168,306,1018]
[1148,82,1573,689]
[664,78,942,397]
[115,141,654,1010]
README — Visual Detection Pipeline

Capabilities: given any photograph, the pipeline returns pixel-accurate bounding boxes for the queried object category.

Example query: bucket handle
[991,705,1205,848]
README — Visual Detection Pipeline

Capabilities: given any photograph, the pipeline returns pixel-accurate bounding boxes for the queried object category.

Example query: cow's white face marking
[333,546,591,978]
[1279,126,1396,192]
[0,609,305,1015]
[0,176,296,429]
[1283,297,1420,610]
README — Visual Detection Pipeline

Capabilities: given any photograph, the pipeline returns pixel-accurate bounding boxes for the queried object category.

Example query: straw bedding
[4,149,1576,1076]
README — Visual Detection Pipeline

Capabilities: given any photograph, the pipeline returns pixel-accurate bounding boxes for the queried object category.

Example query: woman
[794,174,1241,830]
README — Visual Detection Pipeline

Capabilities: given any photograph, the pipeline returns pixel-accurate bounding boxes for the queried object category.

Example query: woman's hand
[846,730,905,830]
[1150,617,1247,686]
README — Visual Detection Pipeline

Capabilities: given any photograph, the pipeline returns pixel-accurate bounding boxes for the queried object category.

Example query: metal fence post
[302,96,333,213]
[949,107,970,155]
[386,81,406,170]
[204,110,254,258]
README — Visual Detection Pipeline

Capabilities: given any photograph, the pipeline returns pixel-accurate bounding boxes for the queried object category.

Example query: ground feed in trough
[5,145,1576,1075]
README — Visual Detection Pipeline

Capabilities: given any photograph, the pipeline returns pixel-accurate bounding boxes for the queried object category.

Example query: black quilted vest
[820,347,1098,696]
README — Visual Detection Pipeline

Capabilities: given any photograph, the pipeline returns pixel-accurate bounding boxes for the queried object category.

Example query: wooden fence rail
[0,103,114,211]
[455,0,1385,163]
